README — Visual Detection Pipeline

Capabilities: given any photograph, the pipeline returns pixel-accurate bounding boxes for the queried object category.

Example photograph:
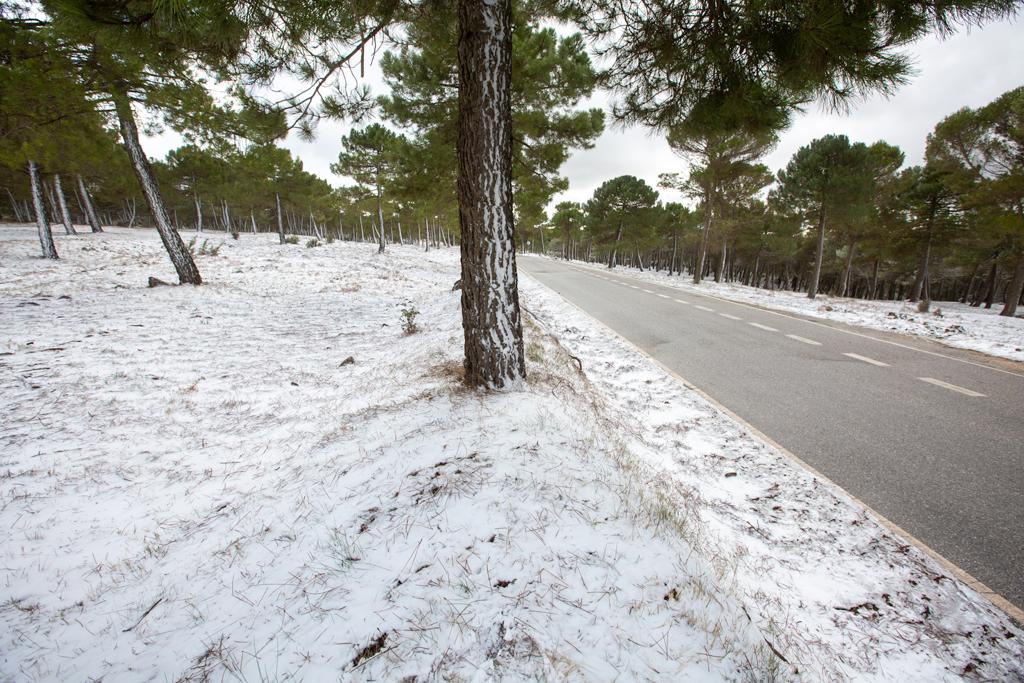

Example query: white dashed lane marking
[787,334,822,346]
[553,262,1003,405]
[844,352,890,367]
[918,377,986,397]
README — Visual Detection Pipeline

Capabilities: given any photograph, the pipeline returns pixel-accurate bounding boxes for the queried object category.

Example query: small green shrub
[326,235,335,244]
[917,299,930,313]
[189,237,222,257]
[283,235,299,245]
[306,238,321,248]
[401,306,420,335]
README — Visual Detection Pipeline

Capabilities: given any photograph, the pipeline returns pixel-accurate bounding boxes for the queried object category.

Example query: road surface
[520,255,1024,612]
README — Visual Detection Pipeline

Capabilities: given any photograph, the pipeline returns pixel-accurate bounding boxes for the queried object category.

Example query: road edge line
[521,270,1024,626]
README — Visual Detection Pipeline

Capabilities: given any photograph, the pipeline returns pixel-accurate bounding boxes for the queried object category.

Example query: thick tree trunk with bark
[77,175,103,232]
[808,206,826,299]
[29,161,58,259]
[52,175,77,235]
[114,94,201,285]
[1000,252,1024,317]
[456,0,525,389]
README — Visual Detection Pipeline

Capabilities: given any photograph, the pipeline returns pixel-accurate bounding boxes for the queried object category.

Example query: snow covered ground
[560,259,1024,363]
[1,226,1021,682]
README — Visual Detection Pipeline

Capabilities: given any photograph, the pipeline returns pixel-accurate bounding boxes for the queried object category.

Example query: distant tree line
[540,86,1024,318]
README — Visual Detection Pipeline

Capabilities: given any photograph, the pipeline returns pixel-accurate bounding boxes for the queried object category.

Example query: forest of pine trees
[2,1,1021,386]
[541,87,1024,318]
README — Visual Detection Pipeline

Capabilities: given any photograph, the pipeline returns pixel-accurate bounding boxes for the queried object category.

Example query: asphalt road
[520,255,1024,612]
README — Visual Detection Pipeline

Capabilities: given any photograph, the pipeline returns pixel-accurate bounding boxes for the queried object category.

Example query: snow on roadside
[1,226,1020,682]
[519,273,1024,681]
[0,227,780,682]
[558,259,1024,363]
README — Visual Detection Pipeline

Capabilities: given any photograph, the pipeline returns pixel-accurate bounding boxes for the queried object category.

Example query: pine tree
[30,1,287,283]
[660,129,777,283]
[551,201,586,259]
[584,176,659,268]
[331,124,407,254]
[774,135,875,299]
[929,87,1024,316]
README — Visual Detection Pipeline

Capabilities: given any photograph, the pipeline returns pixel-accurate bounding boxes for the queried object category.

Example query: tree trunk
[694,193,712,284]
[275,193,285,244]
[714,238,726,283]
[75,175,102,233]
[1000,252,1024,317]
[194,192,203,233]
[635,241,644,271]
[973,258,998,307]
[869,257,880,299]
[910,235,932,303]
[839,239,857,297]
[375,186,386,253]
[607,220,623,268]
[808,206,826,299]
[114,94,201,284]
[6,187,27,222]
[222,200,232,234]
[456,0,525,389]
[909,197,938,303]
[669,230,678,276]
[52,174,77,235]
[44,180,60,225]
[29,161,58,259]
[984,261,998,309]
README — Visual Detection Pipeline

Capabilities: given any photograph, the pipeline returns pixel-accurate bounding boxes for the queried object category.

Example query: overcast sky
[145,16,1023,211]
